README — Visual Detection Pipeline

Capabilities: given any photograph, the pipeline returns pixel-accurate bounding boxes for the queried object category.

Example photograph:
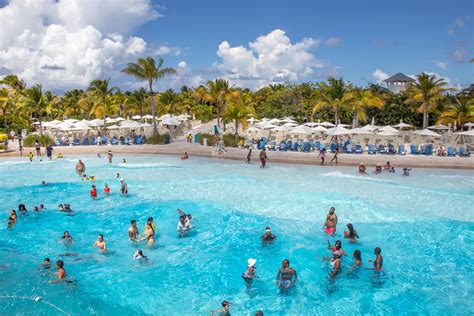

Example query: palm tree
[125,88,148,118]
[88,78,116,134]
[437,97,474,127]
[312,78,353,125]
[122,57,177,134]
[222,93,256,135]
[159,89,179,114]
[348,88,384,127]
[404,73,451,128]
[21,84,48,135]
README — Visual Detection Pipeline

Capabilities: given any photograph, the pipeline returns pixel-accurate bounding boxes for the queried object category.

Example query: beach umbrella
[132,115,142,120]
[394,121,412,129]
[269,118,282,124]
[455,130,474,136]
[283,122,297,127]
[107,124,120,129]
[158,114,171,120]
[325,125,351,136]
[140,122,152,128]
[120,121,141,128]
[377,131,397,137]
[338,123,350,127]
[246,126,260,132]
[464,122,474,129]
[261,123,278,129]
[361,124,376,132]
[312,125,328,132]
[320,121,335,127]
[379,126,399,133]
[247,117,258,124]
[271,125,291,132]
[304,122,320,127]
[350,127,373,135]
[161,117,181,126]
[64,119,79,123]
[115,117,125,122]
[412,129,441,137]
[428,124,449,130]
[143,114,154,119]
[290,125,312,135]
[280,117,296,123]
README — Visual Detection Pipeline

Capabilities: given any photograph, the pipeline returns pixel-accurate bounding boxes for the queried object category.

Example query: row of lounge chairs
[55,136,146,146]
[254,138,470,157]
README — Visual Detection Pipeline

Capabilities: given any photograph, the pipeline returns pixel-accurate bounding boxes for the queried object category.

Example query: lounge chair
[72,138,80,146]
[330,143,337,153]
[345,144,353,153]
[378,144,387,154]
[268,141,276,151]
[423,144,433,155]
[368,144,377,154]
[387,144,396,155]
[459,146,470,157]
[410,144,418,155]
[290,141,298,151]
[447,147,456,157]
[286,140,293,151]
[91,138,98,145]
[303,141,311,152]
[101,136,108,145]
[279,141,287,151]
[398,144,407,155]
[55,139,63,146]
[111,137,119,145]
[83,138,90,146]
[123,138,130,145]
[354,144,363,154]
[314,141,321,150]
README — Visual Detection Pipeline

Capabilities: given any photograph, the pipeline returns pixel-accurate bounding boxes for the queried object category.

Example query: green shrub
[223,134,244,147]
[23,134,54,147]
[145,133,170,145]
[0,144,7,151]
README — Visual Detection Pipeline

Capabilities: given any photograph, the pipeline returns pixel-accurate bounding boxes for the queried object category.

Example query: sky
[0,0,472,93]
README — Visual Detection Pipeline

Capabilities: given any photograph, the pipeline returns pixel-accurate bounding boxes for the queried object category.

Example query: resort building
[383,73,415,93]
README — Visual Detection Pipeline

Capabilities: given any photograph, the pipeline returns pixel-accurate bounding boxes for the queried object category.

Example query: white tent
[394,121,412,129]
[377,131,397,137]
[320,121,335,127]
[313,125,328,132]
[325,125,351,136]
[350,127,373,135]
[455,130,474,136]
[412,129,441,137]
[161,117,181,126]
[428,124,449,130]
[132,115,142,120]
[379,125,399,133]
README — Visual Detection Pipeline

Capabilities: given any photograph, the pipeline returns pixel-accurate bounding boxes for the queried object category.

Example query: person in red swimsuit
[103,183,110,194]
[90,185,97,199]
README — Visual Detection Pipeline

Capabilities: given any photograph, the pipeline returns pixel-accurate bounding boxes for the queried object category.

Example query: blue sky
[0,0,472,92]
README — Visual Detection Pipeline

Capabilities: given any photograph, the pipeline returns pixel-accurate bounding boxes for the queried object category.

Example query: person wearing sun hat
[242,258,257,288]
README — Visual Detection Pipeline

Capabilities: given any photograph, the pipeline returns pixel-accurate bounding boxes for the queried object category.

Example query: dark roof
[383,73,415,82]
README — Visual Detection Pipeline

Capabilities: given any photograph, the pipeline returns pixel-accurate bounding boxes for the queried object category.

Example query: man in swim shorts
[259,148,268,168]
[51,260,66,283]
[276,259,297,293]
[261,226,276,243]
[120,178,128,195]
[107,150,113,163]
[46,144,53,160]
[323,207,338,235]
[128,220,142,241]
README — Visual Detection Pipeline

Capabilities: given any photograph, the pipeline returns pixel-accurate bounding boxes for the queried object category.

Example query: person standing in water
[348,250,362,273]
[128,220,142,242]
[323,207,338,235]
[276,259,297,293]
[319,148,326,166]
[246,148,252,164]
[211,301,230,316]
[46,144,53,160]
[93,234,107,253]
[120,178,128,195]
[50,260,66,283]
[107,150,113,163]
[328,252,342,279]
[76,160,85,177]
[259,148,268,168]
[28,152,34,162]
[344,223,359,242]
[90,185,97,199]
[242,258,257,288]
[369,247,383,270]
[103,183,110,194]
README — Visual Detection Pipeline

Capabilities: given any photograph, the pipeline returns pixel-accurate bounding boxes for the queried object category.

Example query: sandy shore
[1,141,473,170]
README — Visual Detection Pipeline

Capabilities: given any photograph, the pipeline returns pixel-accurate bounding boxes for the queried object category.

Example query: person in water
[93,234,107,253]
[369,247,383,270]
[42,258,52,269]
[41,181,47,185]
[76,160,85,177]
[141,222,155,246]
[58,204,72,212]
[128,220,142,241]
[276,259,297,293]
[402,167,412,176]
[60,231,74,244]
[18,204,27,214]
[145,217,156,234]
[46,144,54,160]
[90,185,97,199]
[261,226,276,243]
[327,239,348,257]
[7,210,17,228]
[328,251,342,279]
[177,215,192,238]
[107,150,113,163]
[242,258,257,288]
[103,183,110,194]
[323,207,338,235]
[375,163,382,174]
[120,178,128,195]
[246,148,252,164]
[384,161,391,171]
[28,152,34,162]
[359,162,367,174]
[51,260,66,283]
[344,223,359,242]
[133,249,147,260]
[319,148,327,166]
[181,152,189,160]
[348,250,362,273]
[211,300,230,316]
[116,172,120,179]
[122,158,127,164]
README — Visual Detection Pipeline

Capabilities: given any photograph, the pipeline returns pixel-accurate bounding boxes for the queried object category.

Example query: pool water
[0,155,473,315]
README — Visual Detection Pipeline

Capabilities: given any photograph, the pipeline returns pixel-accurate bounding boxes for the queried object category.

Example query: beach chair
[268,141,276,151]
[290,141,298,151]
[354,144,363,154]
[286,140,293,150]
[82,138,90,146]
[319,143,326,151]
[303,141,311,152]
[368,144,377,154]
[123,137,130,145]
[447,147,456,157]
[330,143,337,153]
[101,136,108,145]
[91,138,98,145]
[423,144,433,156]
[111,136,118,145]
[278,141,287,151]
[459,146,470,157]
[398,144,407,155]
[387,144,396,155]
[73,138,80,146]
[345,144,353,153]
[55,138,63,146]
[378,144,387,154]
[410,144,418,155]
[314,141,321,150]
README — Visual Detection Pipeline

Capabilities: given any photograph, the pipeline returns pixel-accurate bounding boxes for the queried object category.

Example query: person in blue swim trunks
[276,259,297,293]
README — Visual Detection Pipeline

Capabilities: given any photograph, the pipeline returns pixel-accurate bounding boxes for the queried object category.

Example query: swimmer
[76,159,85,177]
[323,207,337,235]
[181,152,189,160]
[368,247,383,270]
[50,260,66,283]
[122,158,127,164]
[348,250,362,273]
[42,258,52,269]
[58,204,72,212]
[119,178,128,195]
[327,240,348,257]
[133,249,147,260]
[328,251,342,279]
[140,223,155,246]
[89,176,96,181]
[242,258,257,288]
[128,220,142,242]
[359,162,367,174]
[389,166,395,173]
[375,163,382,174]
[144,217,156,235]
[343,223,359,242]
[107,150,113,163]
[41,181,47,185]
[402,167,412,176]
[90,185,97,199]
[60,231,74,244]
[97,153,101,158]
[28,152,34,162]
[177,215,192,238]
[103,183,110,194]
[18,204,27,214]
[116,172,120,179]
[261,226,276,243]
[7,210,17,228]
[276,259,297,293]
[93,234,107,253]
[384,161,391,171]
[211,300,230,316]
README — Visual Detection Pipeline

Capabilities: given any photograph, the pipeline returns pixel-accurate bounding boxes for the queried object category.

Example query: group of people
[359,161,412,176]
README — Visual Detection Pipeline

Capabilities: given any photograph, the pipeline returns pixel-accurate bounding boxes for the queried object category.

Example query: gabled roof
[383,73,415,82]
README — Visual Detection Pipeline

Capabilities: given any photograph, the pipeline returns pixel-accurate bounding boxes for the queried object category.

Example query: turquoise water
[0,155,473,315]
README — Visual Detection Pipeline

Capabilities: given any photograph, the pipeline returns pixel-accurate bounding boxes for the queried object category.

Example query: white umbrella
[105,117,117,123]
[377,131,397,137]
[246,126,261,132]
[161,117,181,126]
[338,123,350,127]
[325,125,351,136]
[247,117,258,124]
[271,125,291,132]
[132,115,142,120]
[115,117,125,122]
[464,122,474,128]
[313,125,328,132]
[455,130,474,136]
[283,122,297,127]
[361,124,376,132]
[140,122,152,127]
[290,125,313,135]
[269,118,282,124]
[304,122,320,127]
[412,129,441,137]
[428,124,449,130]
[64,119,79,123]
[379,125,399,133]
[107,124,120,129]
[120,121,141,129]
[350,127,373,135]
[320,121,335,127]
[143,115,154,119]
[158,114,171,120]
[394,121,412,129]
[262,123,278,129]
[280,117,296,123]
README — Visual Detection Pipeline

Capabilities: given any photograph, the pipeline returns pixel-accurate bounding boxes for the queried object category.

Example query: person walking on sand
[246,148,252,164]
[331,148,338,164]
[46,144,53,160]
[319,148,326,166]
[35,140,41,156]
[259,148,268,168]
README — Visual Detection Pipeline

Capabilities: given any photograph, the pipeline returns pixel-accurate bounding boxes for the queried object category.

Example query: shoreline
[1,143,473,170]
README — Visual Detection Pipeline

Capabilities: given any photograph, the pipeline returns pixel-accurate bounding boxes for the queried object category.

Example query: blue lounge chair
[410,144,418,155]
[354,144,363,154]
[303,142,311,152]
[268,141,276,151]
[286,140,293,150]
[345,144,353,153]
[101,136,108,145]
[314,141,321,150]
[423,144,433,155]
[123,138,130,145]
[459,147,470,157]
[387,144,396,155]
[330,143,337,153]
[55,138,63,146]
[398,144,406,155]
[447,147,456,157]
[73,138,80,146]
[83,138,90,146]
[291,141,298,151]
[368,144,377,154]
[111,136,118,145]
[378,144,387,154]
[319,143,326,151]
[91,138,98,145]
[279,141,287,151]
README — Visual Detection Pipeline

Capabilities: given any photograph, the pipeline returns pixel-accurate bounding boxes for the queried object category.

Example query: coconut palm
[348,88,384,127]
[437,97,474,127]
[125,88,148,118]
[122,57,177,134]
[62,89,85,119]
[21,84,48,135]
[222,93,256,135]
[312,78,353,125]
[159,89,180,114]
[88,78,117,134]
[404,73,451,128]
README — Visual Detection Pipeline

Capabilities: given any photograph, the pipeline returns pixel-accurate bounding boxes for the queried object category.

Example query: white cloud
[0,0,159,90]
[434,61,447,70]
[448,16,471,35]
[155,45,182,56]
[450,48,466,62]
[324,37,342,47]
[372,69,389,83]
[215,29,323,88]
